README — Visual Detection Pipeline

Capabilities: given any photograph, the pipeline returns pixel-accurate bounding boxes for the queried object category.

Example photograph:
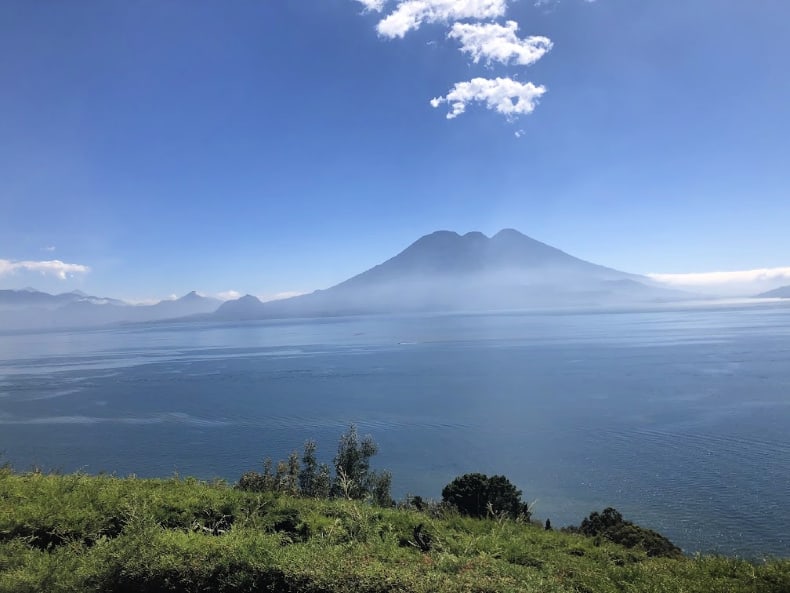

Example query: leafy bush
[577,507,683,558]
[441,473,530,520]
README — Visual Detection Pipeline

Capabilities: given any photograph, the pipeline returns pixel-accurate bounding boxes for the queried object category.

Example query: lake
[1,303,789,557]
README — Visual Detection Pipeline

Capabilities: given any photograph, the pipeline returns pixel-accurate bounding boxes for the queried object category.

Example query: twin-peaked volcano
[215,229,684,319]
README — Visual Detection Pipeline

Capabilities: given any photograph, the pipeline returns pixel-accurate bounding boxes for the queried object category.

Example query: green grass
[1,467,788,592]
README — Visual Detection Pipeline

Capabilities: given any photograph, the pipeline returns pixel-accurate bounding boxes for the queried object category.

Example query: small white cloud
[448,21,553,66]
[514,129,525,138]
[355,0,388,11]
[430,76,546,119]
[377,0,508,38]
[0,258,90,280]
[259,291,307,302]
[216,290,242,301]
[42,246,56,252]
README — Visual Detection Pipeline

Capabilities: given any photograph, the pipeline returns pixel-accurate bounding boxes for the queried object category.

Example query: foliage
[1,469,789,593]
[577,507,683,558]
[332,424,380,500]
[441,472,530,520]
[298,440,319,497]
[236,426,390,505]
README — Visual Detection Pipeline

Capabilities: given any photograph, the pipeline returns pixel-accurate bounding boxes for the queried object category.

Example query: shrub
[331,425,391,505]
[237,426,390,506]
[578,507,682,558]
[441,473,530,520]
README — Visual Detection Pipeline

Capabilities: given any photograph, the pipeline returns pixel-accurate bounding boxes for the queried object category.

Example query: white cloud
[259,291,307,302]
[216,290,242,301]
[355,0,388,11]
[430,76,546,119]
[377,0,508,38]
[648,267,790,288]
[42,246,56,252]
[0,258,90,280]
[448,20,553,66]
[648,266,790,297]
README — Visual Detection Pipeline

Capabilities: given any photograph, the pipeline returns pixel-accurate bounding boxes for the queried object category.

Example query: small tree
[299,440,319,497]
[332,424,378,500]
[262,458,276,491]
[441,473,529,520]
[314,463,332,499]
[369,470,393,507]
[285,451,300,496]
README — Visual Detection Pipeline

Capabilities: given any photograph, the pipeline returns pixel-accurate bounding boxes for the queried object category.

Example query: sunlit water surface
[1,305,789,557]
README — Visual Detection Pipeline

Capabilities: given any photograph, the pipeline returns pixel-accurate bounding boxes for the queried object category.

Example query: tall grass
[1,469,788,592]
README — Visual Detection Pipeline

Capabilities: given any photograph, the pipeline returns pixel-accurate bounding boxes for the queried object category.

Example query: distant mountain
[213,229,690,320]
[141,291,221,319]
[214,295,265,320]
[0,290,220,330]
[0,288,124,309]
[756,285,790,298]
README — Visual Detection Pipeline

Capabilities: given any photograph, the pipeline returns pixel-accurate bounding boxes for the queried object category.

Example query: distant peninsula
[756,285,790,298]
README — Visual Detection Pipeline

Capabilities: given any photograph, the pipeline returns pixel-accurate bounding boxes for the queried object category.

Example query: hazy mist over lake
[2,304,789,558]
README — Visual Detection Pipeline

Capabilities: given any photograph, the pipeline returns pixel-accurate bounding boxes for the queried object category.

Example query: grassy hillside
[1,467,788,592]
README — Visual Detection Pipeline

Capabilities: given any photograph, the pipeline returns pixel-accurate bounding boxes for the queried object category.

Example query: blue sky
[1,0,789,301]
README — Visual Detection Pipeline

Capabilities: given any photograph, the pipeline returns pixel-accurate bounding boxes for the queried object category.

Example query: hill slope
[1,469,787,593]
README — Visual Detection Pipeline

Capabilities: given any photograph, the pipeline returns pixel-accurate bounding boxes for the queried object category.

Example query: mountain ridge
[0,290,220,330]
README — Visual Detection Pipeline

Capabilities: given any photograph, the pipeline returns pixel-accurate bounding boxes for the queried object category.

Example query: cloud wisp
[377,0,509,38]
[448,20,553,66]
[259,291,307,303]
[0,258,90,280]
[355,0,388,11]
[649,267,790,287]
[648,266,790,297]
[216,290,242,301]
[431,77,546,119]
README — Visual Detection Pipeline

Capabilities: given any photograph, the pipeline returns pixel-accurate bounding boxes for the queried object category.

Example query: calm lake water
[1,304,789,557]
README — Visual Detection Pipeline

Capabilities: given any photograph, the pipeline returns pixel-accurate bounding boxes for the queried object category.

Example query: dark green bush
[441,473,530,520]
[578,507,682,558]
